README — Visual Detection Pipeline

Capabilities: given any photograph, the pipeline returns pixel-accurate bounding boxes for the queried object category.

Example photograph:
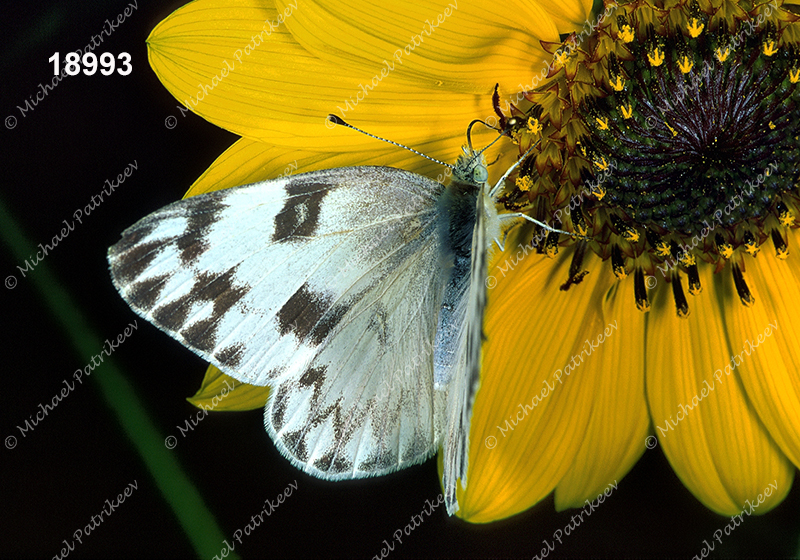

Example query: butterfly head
[453,146,490,189]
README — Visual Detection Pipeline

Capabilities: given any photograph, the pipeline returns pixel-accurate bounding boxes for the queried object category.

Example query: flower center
[501,0,800,316]
[587,19,798,235]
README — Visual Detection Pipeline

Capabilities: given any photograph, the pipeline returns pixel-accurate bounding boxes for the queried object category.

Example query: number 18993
[49,52,131,76]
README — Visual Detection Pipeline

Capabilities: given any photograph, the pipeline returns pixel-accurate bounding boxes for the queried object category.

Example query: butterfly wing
[108,167,453,476]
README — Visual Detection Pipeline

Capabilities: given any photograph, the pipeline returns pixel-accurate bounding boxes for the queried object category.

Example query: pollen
[594,156,610,171]
[620,104,634,119]
[647,48,665,67]
[678,55,694,74]
[687,18,704,38]
[527,117,543,136]
[619,24,635,43]
[779,207,796,227]
[744,232,760,256]
[762,40,779,57]
[516,175,534,192]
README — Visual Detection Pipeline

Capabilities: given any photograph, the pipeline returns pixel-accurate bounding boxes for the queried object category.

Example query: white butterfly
[107,117,573,514]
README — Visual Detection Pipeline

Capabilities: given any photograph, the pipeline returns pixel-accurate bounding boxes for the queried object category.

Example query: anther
[731,263,756,307]
[634,268,651,312]
[771,228,789,259]
[686,263,702,295]
[610,214,639,242]
[560,241,590,291]
[743,230,760,256]
[671,272,690,317]
[646,229,671,258]
[611,244,627,279]
[715,234,734,259]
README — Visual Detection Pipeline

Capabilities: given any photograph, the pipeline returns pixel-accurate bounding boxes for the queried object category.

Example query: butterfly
[107,116,575,514]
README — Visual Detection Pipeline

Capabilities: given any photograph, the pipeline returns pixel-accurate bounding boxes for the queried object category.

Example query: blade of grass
[0,196,237,560]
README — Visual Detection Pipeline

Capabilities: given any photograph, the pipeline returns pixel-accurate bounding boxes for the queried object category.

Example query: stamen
[687,18,704,38]
[686,263,702,295]
[506,0,800,319]
[776,200,795,227]
[671,272,690,317]
[571,206,587,237]
[560,241,589,291]
[763,40,779,57]
[771,228,789,259]
[619,24,635,43]
[545,231,560,258]
[634,268,651,312]
[677,55,694,74]
[731,264,756,307]
[743,231,760,256]
[715,46,731,63]
[516,175,534,192]
[611,244,627,279]
[527,117,543,136]
[715,234,734,260]
[648,48,665,67]
[646,229,671,258]
[610,215,639,242]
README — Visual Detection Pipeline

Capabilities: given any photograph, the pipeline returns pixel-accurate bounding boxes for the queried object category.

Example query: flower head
[467,0,800,522]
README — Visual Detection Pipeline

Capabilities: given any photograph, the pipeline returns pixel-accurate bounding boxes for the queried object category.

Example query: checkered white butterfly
[108,116,574,514]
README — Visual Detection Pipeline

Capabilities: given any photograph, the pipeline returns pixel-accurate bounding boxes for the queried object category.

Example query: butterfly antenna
[327,114,454,169]
[466,119,500,153]
[465,119,508,165]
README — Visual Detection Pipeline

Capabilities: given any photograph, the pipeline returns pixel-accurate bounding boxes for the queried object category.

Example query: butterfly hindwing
[265,223,448,478]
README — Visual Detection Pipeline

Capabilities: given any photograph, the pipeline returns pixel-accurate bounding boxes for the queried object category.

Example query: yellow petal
[725,230,800,470]
[188,366,268,411]
[458,232,613,523]
[554,277,649,509]
[148,0,518,151]
[646,266,793,515]
[277,0,561,94]
[540,0,594,32]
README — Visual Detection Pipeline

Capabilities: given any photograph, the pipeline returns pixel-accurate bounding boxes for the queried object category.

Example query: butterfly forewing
[110,168,438,376]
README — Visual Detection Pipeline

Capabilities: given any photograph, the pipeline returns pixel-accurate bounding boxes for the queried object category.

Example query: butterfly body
[109,150,502,514]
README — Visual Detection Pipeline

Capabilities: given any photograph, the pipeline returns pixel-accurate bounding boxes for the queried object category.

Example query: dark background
[2,2,799,558]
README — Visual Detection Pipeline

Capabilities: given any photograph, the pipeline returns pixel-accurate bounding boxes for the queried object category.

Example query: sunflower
[148,0,800,524]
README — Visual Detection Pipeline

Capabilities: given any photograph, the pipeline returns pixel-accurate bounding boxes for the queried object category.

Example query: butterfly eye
[473,165,489,184]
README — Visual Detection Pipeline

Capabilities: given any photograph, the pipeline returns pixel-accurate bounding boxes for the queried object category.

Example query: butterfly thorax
[438,148,489,259]
[438,178,479,260]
